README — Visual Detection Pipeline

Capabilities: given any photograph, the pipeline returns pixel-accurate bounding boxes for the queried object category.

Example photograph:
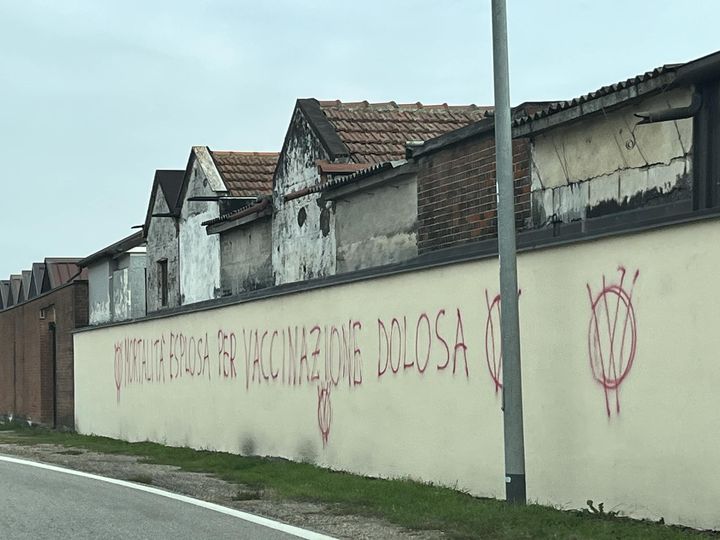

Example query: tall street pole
[491,0,526,504]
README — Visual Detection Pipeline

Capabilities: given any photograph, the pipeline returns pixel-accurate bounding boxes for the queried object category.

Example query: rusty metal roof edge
[206,204,272,235]
[202,196,270,227]
[320,160,412,194]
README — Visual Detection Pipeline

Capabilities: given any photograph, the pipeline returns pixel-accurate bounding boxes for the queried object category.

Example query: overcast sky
[1,0,719,278]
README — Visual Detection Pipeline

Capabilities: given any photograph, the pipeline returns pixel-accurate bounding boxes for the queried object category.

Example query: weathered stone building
[174,147,277,305]
[202,152,278,296]
[143,169,184,313]
[272,99,489,284]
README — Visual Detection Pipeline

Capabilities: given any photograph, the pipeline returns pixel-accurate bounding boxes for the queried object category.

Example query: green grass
[0,419,23,431]
[0,427,714,540]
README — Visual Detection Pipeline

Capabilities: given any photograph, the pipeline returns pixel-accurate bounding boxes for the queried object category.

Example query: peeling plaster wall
[272,109,336,285]
[530,88,693,226]
[88,261,111,325]
[76,216,720,530]
[111,268,130,322]
[219,218,273,296]
[146,186,180,313]
[127,253,147,320]
[179,158,222,304]
[335,175,418,274]
[111,253,146,322]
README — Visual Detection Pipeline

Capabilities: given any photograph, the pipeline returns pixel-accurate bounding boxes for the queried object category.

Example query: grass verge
[0,426,714,540]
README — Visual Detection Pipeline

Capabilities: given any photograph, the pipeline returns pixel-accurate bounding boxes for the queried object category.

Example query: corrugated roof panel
[511,65,680,128]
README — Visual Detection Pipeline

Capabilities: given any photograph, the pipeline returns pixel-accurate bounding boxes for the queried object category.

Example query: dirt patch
[0,440,442,539]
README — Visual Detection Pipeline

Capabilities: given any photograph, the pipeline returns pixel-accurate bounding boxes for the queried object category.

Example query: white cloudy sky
[1,0,718,277]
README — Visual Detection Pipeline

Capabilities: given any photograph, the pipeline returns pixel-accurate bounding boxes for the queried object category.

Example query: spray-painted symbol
[587,267,639,417]
[485,291,503,393]
[484,289,521,394]
[114,345,123,403]
[317,383,332,447]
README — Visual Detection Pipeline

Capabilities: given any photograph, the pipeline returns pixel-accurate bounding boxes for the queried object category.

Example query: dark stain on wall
[587,172,692,220]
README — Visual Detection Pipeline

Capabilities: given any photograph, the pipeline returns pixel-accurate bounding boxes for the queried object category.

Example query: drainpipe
[635,93,702,124]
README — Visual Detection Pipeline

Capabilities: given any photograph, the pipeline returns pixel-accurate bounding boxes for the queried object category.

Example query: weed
[0,427,715,540]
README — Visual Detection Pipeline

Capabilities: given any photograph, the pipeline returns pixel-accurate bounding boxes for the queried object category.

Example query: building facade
[0,260,88,428]
[80,232,147,325]
[272,99,489,284]
[320,161,419,274]
[144,169,184,313]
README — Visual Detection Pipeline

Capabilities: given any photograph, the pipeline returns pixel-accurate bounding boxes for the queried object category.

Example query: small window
[158,260,168,307]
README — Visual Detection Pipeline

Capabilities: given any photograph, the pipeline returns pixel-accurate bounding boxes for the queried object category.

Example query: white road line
[0,454,336,540]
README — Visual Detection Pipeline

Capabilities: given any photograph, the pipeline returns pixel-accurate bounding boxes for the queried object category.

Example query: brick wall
[0,281,87,428]
[416,134,531,253]
[0,309,15,416]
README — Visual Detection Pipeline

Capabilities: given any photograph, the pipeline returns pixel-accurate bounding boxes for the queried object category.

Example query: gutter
[635,92,702,124]
[204,198,271,235]
[77,231,145,268]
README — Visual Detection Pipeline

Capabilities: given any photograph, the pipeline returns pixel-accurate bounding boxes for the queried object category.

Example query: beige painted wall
[75,217,720,530]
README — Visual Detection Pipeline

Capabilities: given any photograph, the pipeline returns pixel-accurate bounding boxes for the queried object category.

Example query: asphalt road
[0,457,324,540]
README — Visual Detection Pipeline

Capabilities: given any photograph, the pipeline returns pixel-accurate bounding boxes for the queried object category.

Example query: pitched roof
[511,65,679,129]
[29,262,45,298]
[0,280,10,309]
[300,99,490,164]
[42,258,86,292]
[143,169,185,236]
[157,170,185,212]
[10,275,23,304]
[209,151,278,198]
[22,270,33,300]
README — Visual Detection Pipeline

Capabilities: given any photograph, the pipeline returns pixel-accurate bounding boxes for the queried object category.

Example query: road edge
[0,453,336,540]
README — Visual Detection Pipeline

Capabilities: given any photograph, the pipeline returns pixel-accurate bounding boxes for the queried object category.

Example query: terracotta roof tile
[210,151,279,198]
[317,101,490,163]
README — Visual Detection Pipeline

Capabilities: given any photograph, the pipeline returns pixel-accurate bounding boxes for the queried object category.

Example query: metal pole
[491,0,526,504]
